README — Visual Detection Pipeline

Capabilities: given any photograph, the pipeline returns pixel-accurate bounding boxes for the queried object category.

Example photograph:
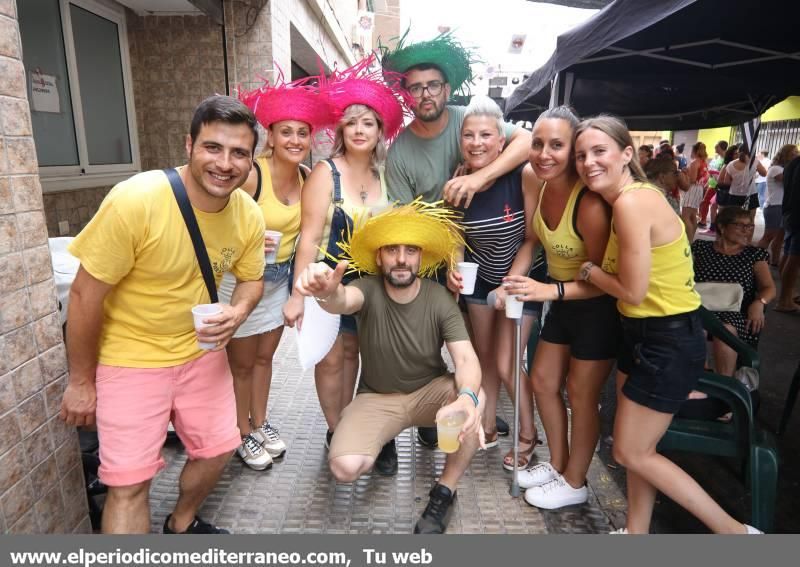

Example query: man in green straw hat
[295,201,485,534]
[382,30,532,209]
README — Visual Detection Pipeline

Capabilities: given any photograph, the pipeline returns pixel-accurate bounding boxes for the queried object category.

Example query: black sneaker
[374,439,398,476]
[414,484,456,534]
[325,430,334,450]
[163,514,229,534]
[416,426,438,448]
[496,416,510,436]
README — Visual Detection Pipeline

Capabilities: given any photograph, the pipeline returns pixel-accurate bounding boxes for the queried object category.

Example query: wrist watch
[580,262,594,282]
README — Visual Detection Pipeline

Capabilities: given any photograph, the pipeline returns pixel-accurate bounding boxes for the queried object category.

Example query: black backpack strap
[164,168,218,303]
[252,160,262,202]
[325,158,343,204]
[571,186,589,241]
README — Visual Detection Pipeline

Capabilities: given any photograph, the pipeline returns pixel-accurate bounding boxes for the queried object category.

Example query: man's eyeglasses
[407,81,444,98]
[729,222,756,231]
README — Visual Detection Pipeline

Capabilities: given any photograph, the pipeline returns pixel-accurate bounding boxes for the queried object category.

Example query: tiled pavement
[149,332,626,534]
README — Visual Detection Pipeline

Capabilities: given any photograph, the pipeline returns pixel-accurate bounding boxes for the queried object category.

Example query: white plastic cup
[505,293,524,319]
[191,303,223,350]
[457,262,479,295]
[264,230,283,264]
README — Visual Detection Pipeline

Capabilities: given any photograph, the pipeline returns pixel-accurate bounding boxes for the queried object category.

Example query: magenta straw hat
[238,71,331,132]
[322,54,414,141]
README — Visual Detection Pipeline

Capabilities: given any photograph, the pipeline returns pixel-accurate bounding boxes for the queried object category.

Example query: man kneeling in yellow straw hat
[295,200,484,534]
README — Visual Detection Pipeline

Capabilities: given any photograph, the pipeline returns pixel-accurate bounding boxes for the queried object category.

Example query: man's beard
[415,99,445,123]
[384,267,417,288]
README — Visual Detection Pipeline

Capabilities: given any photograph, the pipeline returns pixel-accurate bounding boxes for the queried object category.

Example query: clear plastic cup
[264,230,282,264]
[457,262,478,295]
[505,293,524,319]
[191,303,222,349]
[437,411,467,453]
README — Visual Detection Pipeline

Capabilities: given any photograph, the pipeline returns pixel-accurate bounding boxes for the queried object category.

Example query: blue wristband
[458,388,479,408]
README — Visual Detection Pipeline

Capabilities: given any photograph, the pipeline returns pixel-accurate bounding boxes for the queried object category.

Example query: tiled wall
[42,187,111,238]
[0,0,90,534]
[128,12,227,172]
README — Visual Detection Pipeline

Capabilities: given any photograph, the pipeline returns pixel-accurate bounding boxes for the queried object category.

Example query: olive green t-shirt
[351,276,470,394]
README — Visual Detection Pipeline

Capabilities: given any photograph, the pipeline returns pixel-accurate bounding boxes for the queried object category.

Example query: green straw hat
[380,29,477,95]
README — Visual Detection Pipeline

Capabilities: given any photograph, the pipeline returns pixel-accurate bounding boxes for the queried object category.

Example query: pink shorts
[95,350,241,487]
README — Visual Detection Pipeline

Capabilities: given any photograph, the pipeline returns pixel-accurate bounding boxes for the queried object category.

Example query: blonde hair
[330,104,387,177]
[574,115,648,183]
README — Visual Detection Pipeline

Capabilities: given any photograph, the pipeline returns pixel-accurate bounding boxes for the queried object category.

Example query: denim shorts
[462,275,541,316]
[617,310,705,414]
[218,260,291,338]
[323,257,358,335]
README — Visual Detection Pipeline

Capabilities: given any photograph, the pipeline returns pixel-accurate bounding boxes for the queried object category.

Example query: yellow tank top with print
[601,183,700,318]
[532,180,587,281]
[254,156,303,263]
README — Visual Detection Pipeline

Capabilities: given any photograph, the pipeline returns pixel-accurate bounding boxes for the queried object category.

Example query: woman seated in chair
[691,207,776,378]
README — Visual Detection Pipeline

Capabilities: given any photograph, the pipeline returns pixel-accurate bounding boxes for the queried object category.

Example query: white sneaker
[744,524,763,534]
[517,462,559,489]
[252,421,287,459]
[609,528,628,534]
[524,475,588,509]
[237,434,273,470]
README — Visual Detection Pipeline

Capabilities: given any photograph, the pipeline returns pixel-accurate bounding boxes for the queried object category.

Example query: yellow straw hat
[333,199,465,277]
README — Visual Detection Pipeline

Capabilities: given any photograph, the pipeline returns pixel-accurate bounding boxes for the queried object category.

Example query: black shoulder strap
[252,160,262,202]
[325,158,343,204]
[571,186,589,242]
[164,168,218,303]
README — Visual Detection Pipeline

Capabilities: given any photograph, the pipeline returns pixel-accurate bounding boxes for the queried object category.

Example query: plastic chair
[658,307,779,532]
[777,361,800,436]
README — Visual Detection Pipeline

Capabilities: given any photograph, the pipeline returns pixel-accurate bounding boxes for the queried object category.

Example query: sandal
[503,434,542,471]
[483,429,499,449]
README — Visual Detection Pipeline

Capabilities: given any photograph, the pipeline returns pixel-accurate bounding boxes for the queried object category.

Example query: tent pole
[563,72,575,107]
[549,71,561,110]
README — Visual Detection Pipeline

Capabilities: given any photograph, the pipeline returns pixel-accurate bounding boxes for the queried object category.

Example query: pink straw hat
[322,54,414,141]
[238,71,332,132]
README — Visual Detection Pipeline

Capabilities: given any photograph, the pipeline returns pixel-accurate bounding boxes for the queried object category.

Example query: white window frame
[37,0,140,192]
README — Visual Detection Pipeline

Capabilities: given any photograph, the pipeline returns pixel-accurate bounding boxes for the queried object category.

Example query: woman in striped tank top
[502,107,620,510]
[571,116,759,534]
[446,96,542,472]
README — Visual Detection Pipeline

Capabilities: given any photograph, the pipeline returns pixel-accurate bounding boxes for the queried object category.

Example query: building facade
[1,0,398,534]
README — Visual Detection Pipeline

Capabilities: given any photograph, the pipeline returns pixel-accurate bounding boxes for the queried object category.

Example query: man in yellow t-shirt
[59,96,266,535]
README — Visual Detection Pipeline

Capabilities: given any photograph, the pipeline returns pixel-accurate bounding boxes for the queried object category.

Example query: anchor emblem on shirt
[503,204,513,222]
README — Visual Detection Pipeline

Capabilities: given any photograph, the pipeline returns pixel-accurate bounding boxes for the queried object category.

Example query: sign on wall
[30,71,60,113]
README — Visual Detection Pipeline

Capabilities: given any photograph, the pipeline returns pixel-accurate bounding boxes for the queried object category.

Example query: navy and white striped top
[462,165,527,285]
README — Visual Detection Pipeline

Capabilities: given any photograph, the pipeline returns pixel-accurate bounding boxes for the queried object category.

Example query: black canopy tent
[504,0,800,131]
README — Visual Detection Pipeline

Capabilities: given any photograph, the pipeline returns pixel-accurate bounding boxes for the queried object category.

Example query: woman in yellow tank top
[571,115,759,534]
[218,79,330,471]
[502,107,620,510]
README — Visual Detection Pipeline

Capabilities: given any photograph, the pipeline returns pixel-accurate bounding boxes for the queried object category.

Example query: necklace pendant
[360,190,368,204]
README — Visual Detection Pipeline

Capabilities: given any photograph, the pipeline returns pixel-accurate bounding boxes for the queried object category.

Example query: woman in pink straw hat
[284,54,412,470]
[217,75,331,471]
